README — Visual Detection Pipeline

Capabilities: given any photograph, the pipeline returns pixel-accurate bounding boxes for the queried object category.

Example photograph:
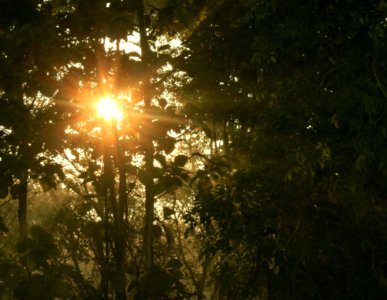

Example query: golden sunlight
[96,96,123,122]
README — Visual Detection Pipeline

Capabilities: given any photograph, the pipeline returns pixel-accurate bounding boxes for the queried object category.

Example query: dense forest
[0,0,387,299]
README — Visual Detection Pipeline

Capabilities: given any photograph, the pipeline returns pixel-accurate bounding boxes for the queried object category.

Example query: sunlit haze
[96,96,123,122]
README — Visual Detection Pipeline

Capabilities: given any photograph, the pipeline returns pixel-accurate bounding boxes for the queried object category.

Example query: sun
[96,96,123,122]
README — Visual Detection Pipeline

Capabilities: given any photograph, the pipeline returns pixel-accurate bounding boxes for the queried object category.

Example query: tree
[0,0,74,240]
[181,0,387,299]
[3,0,385,299]
[50,0,197,298]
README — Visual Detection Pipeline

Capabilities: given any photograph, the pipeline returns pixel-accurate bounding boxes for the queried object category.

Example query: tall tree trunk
[137,0,155,271]
[102,129,128,300]
[115,126,127,300]
[96,39,127,299]
[101,147,114,299]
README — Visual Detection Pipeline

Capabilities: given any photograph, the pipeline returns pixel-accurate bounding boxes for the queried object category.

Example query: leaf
[163,206,175,219]
[54,165,65,181]
[152,224,163,240]
[152,176,181,197]
[125,164,138,175]
[174,155,189,167]
[40,175,56,192]
[157,97,168,109]
[151,166,164,179]
[158,44,171,51]
[154,154,167,167]
[158,137,175,154]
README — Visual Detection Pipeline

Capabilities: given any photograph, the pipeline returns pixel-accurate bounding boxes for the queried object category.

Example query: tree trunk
[101,148,113,299]
[137,0,155,271]
[17,174,28,240]
[115,127,128,300]
[103,131,128,300]
[222,121,229,155]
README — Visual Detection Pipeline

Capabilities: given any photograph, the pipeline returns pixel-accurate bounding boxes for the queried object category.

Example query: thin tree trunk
[137,0,155,271]
[115,126,127,300]
[101,148,113,299]
[212,121,219,156]
[17,174,28,240]
[222,121,229,155]
[96,38,128,299]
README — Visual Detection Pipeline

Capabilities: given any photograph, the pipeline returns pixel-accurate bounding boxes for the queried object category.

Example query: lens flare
[96,96,123,122]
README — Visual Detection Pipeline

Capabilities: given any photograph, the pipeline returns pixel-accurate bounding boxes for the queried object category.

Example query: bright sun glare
[96,97,123,122]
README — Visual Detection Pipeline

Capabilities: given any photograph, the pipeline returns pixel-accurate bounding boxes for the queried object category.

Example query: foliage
[0,0,193,298]
[1,0,387,299]
[181,0,387,299]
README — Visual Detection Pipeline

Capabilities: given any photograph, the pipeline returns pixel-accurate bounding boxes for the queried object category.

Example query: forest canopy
[1,0,387,299]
